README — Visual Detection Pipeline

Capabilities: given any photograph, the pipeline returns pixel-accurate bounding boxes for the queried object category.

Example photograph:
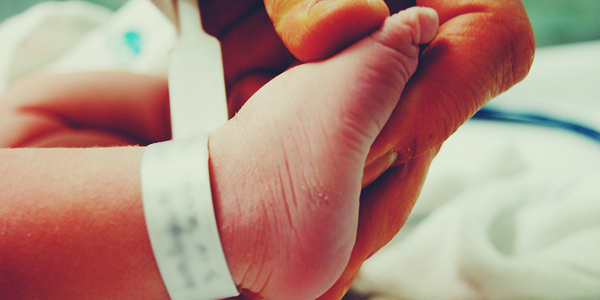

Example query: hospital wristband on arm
[140,135,239,300]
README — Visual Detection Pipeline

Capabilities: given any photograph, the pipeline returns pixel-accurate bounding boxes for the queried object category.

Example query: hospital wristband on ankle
[140,135,239,300]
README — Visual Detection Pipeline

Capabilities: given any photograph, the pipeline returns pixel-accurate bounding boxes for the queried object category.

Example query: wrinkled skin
[201,1,535,298]
[1,0,534,299]
[209,8,439,299]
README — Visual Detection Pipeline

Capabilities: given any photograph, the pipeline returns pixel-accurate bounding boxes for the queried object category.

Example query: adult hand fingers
[217,8,295,90]
[366,0,535,167]
[345,1,534,298]
[264,0,391,61]
[327,1,535,297]
[197,1,296,110]
[319,147,439,299]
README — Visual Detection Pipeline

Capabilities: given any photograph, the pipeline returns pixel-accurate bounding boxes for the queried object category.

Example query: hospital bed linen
[352,41,600,299]
[0,0,175,95]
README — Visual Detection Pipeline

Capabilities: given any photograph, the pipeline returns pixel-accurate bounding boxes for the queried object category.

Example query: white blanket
[2,2,599,299]
[352,42,600,299]
[0,0,175,95]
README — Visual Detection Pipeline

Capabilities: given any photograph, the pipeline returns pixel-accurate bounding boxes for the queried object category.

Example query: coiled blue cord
[471,107,600,143]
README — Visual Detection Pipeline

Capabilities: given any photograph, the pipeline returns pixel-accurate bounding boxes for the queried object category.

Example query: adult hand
[151,0,534,177]
[200,0,534,298]
[259,1,536,298]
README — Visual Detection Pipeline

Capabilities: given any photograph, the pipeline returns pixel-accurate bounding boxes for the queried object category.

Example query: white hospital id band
[141,136,239,300]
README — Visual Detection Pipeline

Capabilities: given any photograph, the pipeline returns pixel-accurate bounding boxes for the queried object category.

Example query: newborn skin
[210,7,438,299]
[0,6,437,300]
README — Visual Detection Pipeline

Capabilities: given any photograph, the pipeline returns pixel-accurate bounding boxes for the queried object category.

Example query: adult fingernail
[268,0,389,61]
[362,151,398,188]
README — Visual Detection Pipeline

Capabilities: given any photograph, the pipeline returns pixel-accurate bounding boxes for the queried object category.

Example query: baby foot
[209,7,438,300]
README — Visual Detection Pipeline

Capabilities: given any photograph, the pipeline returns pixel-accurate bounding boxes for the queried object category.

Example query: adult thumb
[234,7,439,177]
[294,7,440,159]
[264,0,390,61]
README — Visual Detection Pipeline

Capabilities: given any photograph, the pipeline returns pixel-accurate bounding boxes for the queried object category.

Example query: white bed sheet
[352,42,600,299]
[0,0,175,95]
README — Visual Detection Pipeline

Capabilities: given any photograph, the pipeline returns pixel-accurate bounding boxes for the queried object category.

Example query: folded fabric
[351,42,600,299]
[0,0,176,96]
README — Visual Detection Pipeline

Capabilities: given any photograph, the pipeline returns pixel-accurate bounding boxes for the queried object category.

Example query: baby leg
[210,7,439,300]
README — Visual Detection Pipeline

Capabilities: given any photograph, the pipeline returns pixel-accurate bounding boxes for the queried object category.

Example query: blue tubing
[471,107,600,143]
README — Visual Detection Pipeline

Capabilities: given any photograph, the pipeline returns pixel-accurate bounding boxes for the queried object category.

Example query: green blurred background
[0,0,128,17]
[1,0,599,47]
